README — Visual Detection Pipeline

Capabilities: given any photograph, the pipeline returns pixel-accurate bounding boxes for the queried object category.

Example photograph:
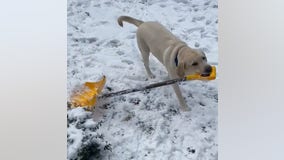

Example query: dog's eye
[192,62,198,66]
[202,57,206,60]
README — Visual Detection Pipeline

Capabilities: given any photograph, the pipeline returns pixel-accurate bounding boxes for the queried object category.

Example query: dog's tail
[117,16,144,27]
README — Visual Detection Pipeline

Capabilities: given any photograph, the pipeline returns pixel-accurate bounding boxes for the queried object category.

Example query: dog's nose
[204,65,212,73]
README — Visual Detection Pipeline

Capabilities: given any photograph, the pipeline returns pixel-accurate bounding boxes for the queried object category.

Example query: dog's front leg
[171,83,190,111]
[168,72,190,111]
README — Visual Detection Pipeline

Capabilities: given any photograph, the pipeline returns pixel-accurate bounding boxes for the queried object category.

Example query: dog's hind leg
[142,51,155,79]
[137,37,155,79]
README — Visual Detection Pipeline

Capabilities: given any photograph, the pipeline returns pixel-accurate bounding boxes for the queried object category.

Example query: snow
[67,0,218,159]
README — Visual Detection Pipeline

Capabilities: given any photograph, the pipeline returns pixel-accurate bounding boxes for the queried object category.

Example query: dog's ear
[177,62,185,77]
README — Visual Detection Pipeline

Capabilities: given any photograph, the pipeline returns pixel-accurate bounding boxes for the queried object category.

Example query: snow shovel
[68,66,216,110]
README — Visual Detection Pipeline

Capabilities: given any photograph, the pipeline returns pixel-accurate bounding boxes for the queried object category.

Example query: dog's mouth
[200,66,213,77]
[201,73,210,77]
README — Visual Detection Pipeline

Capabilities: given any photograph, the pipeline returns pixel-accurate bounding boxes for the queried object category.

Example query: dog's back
[137,22,181,61]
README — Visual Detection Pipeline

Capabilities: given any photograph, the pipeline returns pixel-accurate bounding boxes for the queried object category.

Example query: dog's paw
[180,105,191,112]
[148,74,156,79]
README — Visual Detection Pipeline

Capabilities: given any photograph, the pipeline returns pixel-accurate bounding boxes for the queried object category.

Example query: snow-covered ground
[67,0,218,159]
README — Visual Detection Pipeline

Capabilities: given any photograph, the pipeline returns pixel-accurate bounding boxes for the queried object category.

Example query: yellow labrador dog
[118,16,212,111]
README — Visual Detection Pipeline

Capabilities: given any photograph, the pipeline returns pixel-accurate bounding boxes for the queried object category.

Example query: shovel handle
[99,66,216,99]
[99,77,186,99]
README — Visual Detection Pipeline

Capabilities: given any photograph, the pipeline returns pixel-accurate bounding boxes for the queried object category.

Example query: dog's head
[176,47,212,78]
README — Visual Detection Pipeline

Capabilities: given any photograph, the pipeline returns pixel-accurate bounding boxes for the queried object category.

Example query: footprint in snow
[174,0,189,4]
[85,12,90,17]
[100,21,108,25]
[206,20,211,25]
[204,1,211,6]
[160,4,166,8]
[127,35,135,39]
[200,47,209,53]
[93,4,100,7]
[187,27,205,34]
[192,16,205,22]
[72,37,97,44]
[178,18,185,22]
[212,4,218,8]
[116,51,125,55]
[199,101,206,107]
[126,75,148,82]
[121,59,134,65]
[128,97,141,105]
[106,39,122,48]
[71,43,78,47]
[194,42,200,48]
[104,1,112,6]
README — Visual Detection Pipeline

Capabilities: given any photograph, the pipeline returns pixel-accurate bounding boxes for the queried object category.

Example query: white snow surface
[67,0,218,159]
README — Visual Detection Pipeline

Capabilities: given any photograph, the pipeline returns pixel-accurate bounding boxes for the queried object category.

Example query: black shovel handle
[99,77,186,99]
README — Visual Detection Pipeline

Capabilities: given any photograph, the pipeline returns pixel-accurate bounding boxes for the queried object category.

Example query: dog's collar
[173,43,187,67]
[175,53,179,67]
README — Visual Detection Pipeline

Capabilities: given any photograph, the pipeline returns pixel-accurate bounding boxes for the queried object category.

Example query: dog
[117,16,212,111]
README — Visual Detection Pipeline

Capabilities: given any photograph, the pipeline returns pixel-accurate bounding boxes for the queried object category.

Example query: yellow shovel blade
[185,66,216,81]
[70,76,106,110]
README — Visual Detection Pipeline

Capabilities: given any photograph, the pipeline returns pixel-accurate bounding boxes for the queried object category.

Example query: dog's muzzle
[201,65,212,77]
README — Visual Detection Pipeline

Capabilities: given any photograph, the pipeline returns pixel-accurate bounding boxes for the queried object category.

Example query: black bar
[99,77,186,99]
